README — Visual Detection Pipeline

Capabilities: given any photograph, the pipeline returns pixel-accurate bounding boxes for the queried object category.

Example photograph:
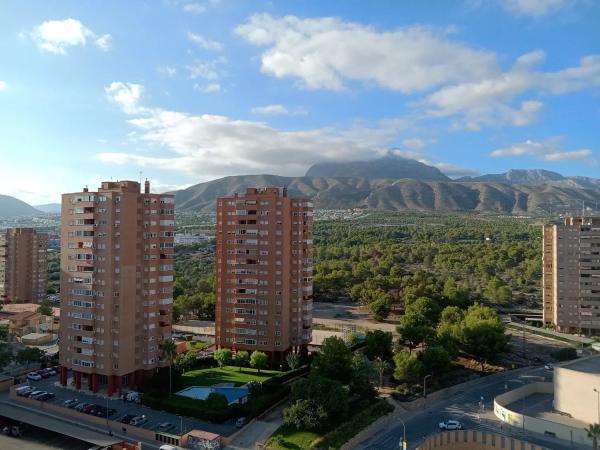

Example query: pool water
[176,386,249,404]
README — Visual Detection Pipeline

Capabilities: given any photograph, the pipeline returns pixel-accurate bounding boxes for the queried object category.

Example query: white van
[159,445,178,450]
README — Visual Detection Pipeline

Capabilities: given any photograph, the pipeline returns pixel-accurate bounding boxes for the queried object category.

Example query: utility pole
[397,416,406,450]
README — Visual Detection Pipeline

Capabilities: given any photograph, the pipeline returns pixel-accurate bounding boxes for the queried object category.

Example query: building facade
[59,180,174,395]
[543,216,600,335]
[0,228,47,304]
[215,187,313,364]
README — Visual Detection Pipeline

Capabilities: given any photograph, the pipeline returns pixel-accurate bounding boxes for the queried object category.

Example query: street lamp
[594,388,600,424]
[397,416,406,450]
[423,374,432,398]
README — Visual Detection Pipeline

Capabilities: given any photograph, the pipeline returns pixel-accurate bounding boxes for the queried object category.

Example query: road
[358,366,579,450]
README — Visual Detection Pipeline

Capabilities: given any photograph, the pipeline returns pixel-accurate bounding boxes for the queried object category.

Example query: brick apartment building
[0,228,48,304]
[59,180,174,395]
[215,187,314,365]
[543,216,600,335]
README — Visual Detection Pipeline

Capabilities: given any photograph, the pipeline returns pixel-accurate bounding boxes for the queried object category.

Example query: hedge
[141,381,291,423]
[311,399,394,450]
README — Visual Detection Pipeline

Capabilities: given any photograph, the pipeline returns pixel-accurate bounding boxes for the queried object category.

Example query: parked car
[43,368,57,376]
[544,363,553,370]
[158,422,174,432]
[62,399,79,408]
[235,417,247,428]
[122,391,142,403]
[30,391,48,400]
[439,420,463,430]
[36,370,50,379]
[75,402,92,412]
[26,372,42,381]
[82,404,95,414]
[120,414,136,424]
[129,415,147,426]
[36,393,55,401]
[15,386,35,397]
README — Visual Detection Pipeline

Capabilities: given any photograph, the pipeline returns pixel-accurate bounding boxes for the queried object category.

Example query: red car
[36,370,50,379]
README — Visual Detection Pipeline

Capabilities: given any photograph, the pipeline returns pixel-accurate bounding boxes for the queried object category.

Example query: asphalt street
[358,366,582,450]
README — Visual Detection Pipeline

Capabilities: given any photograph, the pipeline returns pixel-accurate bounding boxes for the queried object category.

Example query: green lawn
[180,365,280,387]
[267,425,321,450]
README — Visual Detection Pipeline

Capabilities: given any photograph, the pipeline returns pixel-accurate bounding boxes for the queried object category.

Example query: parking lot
[17,368,236,438]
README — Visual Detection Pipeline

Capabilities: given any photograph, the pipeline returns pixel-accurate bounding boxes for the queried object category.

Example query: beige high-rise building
[543,216,600,335]
[0,228,48,304]
[215,187,313,364]
[59,180,174,395]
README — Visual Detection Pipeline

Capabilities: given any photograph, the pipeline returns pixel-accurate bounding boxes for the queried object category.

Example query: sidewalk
[223,402,287,450]
[508,321,593,344]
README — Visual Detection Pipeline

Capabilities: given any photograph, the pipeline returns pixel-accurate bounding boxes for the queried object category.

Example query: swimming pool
[176,385,249,404]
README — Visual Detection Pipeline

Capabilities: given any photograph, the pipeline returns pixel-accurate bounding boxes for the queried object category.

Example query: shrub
[551,347,578,361]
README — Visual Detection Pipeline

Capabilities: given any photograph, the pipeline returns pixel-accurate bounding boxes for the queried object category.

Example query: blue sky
[0,0,599,204]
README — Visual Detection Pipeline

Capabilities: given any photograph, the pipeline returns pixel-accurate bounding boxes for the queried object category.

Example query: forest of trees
[161,212,542,322]
[314,212,541,319]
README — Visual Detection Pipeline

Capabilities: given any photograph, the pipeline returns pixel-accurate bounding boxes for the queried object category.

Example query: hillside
[33,203,61,214]
[460,169,600,190]
[0,195,40,217]
[173,175,600,214]
[305,155,450,181]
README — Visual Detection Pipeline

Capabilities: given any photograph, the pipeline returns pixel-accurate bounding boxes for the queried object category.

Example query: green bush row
[311,399,394,450]
[141,382,291,423]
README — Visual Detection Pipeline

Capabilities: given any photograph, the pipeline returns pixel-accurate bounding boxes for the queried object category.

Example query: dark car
[36,370,50,379]
[82,404,95,414]
[37,393,55,401]
[120,414,136,424]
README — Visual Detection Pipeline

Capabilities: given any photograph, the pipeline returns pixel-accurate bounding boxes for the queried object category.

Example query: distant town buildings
[59,180,174,395]
[175,233,211,245]
[543,216,600,335]
[0,228,48,304]
[215,187,314,364]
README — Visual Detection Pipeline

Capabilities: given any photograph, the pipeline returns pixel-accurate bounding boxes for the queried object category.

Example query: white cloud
[235,14,497,92]
[105,82,145,114]
[0,81,6,91]
[187,57,226,81]
[490,137,594,161]
[157,66,177,77]
[98,82,410,178]
[26,18,111,54]
[401,138,430,151]
[250,104,308,116]
[187,32,223,51]
[95,34,112,52]
[251,104,289,115]
[183,3,206,13]
[501,0,575,17]
[423,52,600,129]
[194,83,221,93]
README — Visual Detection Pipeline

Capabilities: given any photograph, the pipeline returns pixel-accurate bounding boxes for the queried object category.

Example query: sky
[0,0,599,205]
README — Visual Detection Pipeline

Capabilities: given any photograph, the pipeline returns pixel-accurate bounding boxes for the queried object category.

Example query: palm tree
[160,339,177,397]
[374,357,389,388]
[587,423,600,450]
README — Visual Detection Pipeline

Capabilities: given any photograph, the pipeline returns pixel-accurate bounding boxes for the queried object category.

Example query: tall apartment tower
[543,216,600,335]
[0,228,48,304]
[215,187,313,364]
[59,180,175,395]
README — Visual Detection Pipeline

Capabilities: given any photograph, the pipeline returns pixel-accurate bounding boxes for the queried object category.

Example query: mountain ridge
[0,195,41,218]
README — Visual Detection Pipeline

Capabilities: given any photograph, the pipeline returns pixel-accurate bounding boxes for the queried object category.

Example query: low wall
[416,430,545,450]
[0,377,14,392]
[494,382,592,447]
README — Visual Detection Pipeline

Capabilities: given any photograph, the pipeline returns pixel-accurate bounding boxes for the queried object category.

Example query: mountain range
[4,156,600,216]
[0,194,42,218]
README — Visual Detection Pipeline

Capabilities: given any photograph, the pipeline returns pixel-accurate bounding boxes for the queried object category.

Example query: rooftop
[560,354,600,374]
[1,303,60,318]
